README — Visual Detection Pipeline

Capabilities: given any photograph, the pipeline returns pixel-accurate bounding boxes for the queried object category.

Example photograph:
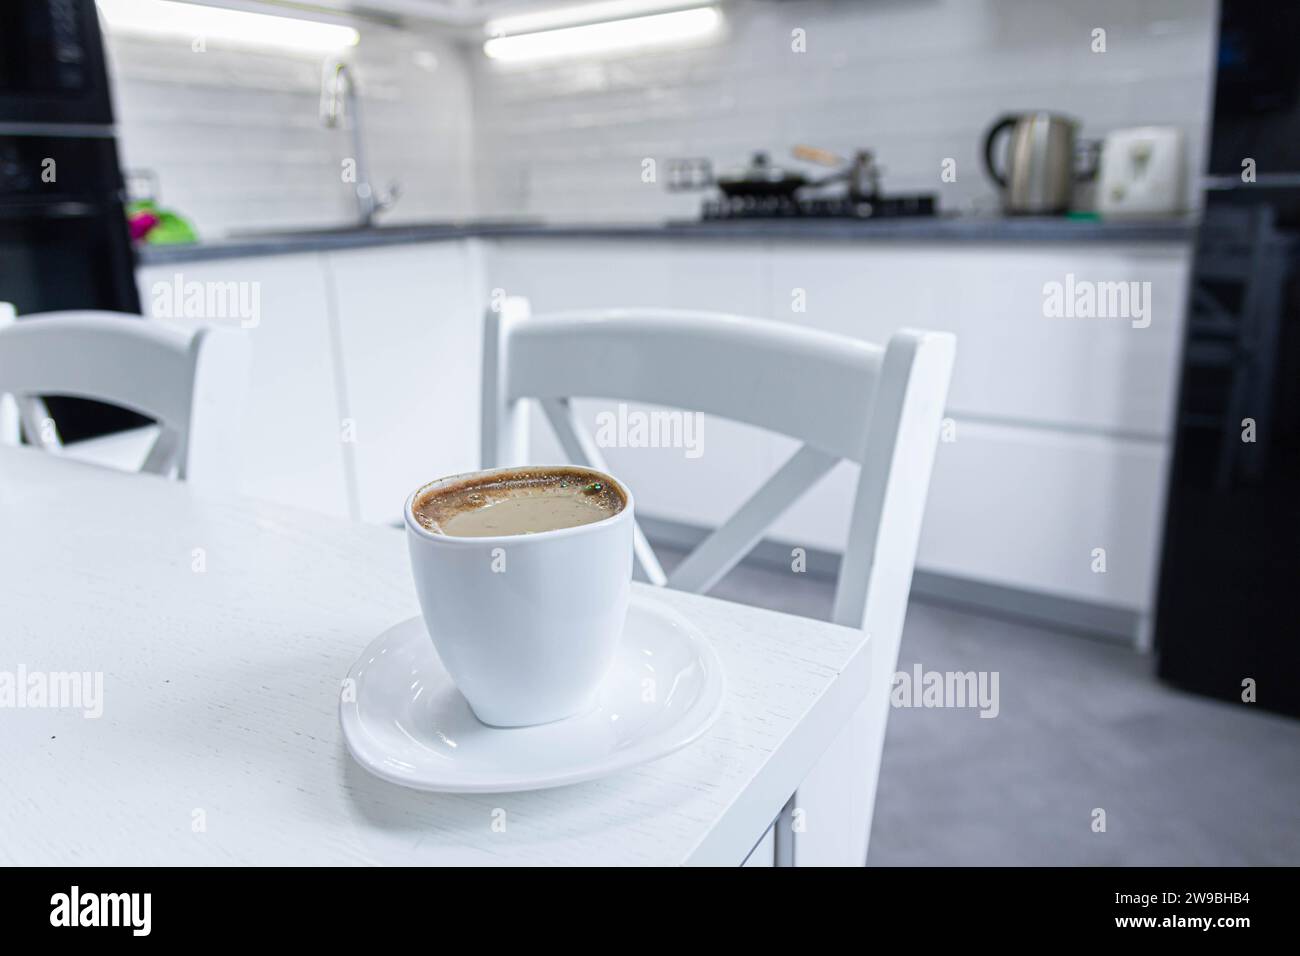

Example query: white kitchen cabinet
[760,242,1187,619]
[487,236,1192,629]
[326,241,487,525]
[494,239,1194,443]
[134,232,1193,634]
[490,238,769,315]
[765,242,1192,438]
[136,253,352,518]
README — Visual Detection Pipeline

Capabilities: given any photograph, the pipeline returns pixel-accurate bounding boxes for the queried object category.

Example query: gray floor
[655,547,1300,866]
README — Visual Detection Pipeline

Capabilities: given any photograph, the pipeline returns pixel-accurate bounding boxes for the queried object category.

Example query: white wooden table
[0,446,870,866]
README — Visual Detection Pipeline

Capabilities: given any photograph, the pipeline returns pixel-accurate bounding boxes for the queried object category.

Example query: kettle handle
[982,115,1018,188]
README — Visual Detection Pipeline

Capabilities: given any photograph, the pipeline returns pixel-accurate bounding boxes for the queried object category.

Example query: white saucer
[340,594,726,793]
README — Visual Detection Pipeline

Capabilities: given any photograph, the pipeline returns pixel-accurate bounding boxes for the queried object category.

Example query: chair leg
[18,396,62,450]
[0,394,17,446]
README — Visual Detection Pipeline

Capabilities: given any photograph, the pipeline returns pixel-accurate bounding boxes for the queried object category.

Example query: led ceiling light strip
[483,6,721,63]
[96,0,360,53]
[486,0,707,36]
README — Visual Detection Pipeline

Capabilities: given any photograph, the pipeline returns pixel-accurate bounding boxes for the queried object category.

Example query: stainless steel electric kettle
[982,112,1080,215]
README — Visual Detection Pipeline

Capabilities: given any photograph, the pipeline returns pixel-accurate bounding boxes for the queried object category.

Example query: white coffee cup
[404,465,634,727]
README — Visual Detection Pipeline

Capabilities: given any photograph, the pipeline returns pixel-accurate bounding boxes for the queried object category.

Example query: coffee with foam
[412,467,626,538]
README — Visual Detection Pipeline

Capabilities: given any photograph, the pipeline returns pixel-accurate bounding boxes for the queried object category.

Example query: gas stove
[700,193,936,220]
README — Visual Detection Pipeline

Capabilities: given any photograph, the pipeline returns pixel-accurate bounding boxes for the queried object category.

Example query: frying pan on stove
[667,147,861,199]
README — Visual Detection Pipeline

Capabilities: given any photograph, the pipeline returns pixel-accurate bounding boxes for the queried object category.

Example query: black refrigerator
[1155,0,1300,718]
[0,0,144,440]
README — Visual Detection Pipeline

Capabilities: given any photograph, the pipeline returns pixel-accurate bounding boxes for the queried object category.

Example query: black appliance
[0,0,143,441]
[1154,0,1300,717]
[0,0,114,126]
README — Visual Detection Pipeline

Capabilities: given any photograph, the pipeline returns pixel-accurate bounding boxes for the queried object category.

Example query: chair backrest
[482,301,954,866]
[481,301,956,634]
[0,309,250,487]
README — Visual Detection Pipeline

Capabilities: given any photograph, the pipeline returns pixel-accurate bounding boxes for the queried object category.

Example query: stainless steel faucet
[320,61,399,227]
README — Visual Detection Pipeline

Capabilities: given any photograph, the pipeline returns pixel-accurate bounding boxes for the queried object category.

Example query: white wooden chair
[481,299,955,866]
[0,309,250,489]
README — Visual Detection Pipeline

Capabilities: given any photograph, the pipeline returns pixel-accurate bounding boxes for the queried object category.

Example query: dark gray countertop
[135,215,1198,265]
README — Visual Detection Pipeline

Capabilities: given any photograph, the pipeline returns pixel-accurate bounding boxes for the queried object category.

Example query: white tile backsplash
[105,23,477,238]
[470,0,1219,221]
[102,0,1219,231]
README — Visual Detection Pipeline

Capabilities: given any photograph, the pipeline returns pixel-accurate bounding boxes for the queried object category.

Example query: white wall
[104,22,477,238]
[471,0,1219,221]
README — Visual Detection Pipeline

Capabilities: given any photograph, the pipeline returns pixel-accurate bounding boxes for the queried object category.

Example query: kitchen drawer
[137,253,352,518]
[767,242,1190,438]
[917,420,1168,610]
[765,419,1169,611]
